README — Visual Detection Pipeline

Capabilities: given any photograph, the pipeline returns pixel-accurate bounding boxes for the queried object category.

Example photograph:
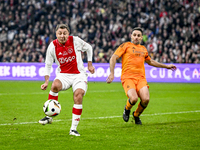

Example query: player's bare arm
[88,61,95,74]
[41,75,49,90]
[146,59,177,71]
[107,54,119,83]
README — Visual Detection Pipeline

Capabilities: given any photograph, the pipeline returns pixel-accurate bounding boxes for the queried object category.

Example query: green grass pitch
[0,81,200,150]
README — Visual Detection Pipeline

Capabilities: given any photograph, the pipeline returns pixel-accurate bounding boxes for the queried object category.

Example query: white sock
[49,90,58,96]
[70,104,82,131]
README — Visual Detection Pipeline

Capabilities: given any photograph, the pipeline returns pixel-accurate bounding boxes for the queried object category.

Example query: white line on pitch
[0,110,199,126]
[1,89,199,96]
[0,90,123,96]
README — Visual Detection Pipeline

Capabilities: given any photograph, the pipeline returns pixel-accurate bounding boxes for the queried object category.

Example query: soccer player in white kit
[38,24,95,136]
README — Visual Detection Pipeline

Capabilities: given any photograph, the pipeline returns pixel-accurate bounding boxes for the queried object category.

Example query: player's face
[131,30,143,45]
[56,28,69,44]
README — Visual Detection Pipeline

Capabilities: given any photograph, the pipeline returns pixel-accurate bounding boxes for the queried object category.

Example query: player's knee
[141,97,149,106]
[51,82,61,92]
[73,89,84,104]
[129,96,138,104]
[74,94,83,104]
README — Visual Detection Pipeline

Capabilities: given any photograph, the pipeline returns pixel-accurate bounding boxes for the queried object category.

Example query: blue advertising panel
[0,63,199,83]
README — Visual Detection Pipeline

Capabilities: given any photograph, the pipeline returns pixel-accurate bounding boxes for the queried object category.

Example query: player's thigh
[138,86,150,102]
[73,88,85,104]
[137,78,149,101]
[127,88,138,101]
[51,79,63,91]
[55,73,72,91]
[136,77,149,93]
[122,79,137,96]
[72,73,88,94]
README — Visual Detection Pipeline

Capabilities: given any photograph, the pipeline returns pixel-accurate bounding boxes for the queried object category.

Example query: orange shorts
[122,77,149,96]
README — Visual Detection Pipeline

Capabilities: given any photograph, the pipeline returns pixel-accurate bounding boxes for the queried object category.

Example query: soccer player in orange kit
[106,27,176,124]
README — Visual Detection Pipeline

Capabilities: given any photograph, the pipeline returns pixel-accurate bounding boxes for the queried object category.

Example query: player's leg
[122,79,138,122]
[39,74,69,125]
[133,86,150,125]
[127,89,139,110]
[132,77,149,125]
[39,79,63,125]
[135,86,150,116]
[48,79,63,100]
[69,88,85,136]
[69,74,87,136]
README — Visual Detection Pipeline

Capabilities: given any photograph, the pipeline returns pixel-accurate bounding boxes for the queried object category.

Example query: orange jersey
[114,42,151,80]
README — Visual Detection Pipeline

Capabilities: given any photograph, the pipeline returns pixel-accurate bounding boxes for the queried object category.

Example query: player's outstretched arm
[146,59,177,71]
[107,54,119,83]
[166,64,177,71]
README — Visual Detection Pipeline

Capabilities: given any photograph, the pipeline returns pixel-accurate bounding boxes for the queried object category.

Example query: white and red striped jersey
[44,36,93,76]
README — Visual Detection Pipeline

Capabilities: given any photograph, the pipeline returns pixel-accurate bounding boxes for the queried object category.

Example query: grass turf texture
[0,81,200,150]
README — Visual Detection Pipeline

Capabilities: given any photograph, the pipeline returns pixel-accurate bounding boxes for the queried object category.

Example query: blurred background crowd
[0,0,199,64]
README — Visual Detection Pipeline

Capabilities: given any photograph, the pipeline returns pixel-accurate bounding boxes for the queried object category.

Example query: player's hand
[88,61,95,74]
[41,83,48,90]
[168,64,177,71]
[88,65,95,74]
[106,73,114,83]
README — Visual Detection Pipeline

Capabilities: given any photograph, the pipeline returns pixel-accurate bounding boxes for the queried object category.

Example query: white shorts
[55,72,88,94]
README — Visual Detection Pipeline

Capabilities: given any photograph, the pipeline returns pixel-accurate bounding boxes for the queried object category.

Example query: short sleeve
[114,43,127,58]
[145,49,151,61]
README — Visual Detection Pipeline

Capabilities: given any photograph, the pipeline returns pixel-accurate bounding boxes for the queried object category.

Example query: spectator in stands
[0,0,199,64]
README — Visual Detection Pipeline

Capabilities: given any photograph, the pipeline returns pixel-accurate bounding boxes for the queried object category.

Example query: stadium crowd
[0,0,199,64]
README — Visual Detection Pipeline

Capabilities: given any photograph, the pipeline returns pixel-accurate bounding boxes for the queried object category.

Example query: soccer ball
[43,99,61,117]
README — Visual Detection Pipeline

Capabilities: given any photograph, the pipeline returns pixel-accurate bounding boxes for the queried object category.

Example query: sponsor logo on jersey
[58,56,76,64]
